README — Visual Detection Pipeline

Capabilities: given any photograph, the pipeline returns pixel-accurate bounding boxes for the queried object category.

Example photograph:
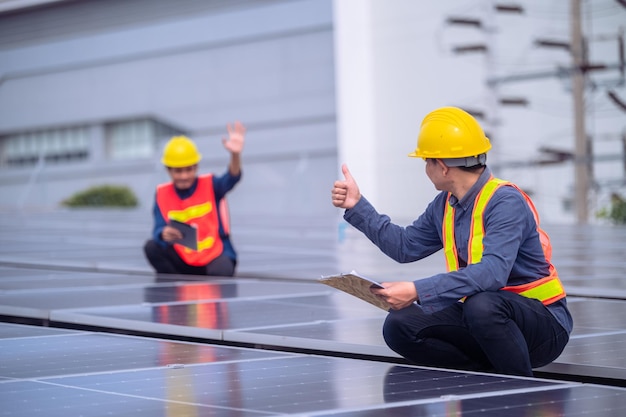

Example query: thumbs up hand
[332,164,361,209]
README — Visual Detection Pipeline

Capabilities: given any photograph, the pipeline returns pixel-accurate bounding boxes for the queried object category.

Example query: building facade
[1,0,624,226]
[0,0,338,226]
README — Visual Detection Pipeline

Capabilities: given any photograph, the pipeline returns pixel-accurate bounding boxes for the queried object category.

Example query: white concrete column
[333,0,448,221]
[333,0,378,202]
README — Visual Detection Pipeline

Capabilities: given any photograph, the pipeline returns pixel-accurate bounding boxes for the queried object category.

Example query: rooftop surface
[1,208,625,416]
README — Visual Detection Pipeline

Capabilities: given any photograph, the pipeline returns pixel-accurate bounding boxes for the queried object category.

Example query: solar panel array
[3,323,626,417]
[0,209,625,415]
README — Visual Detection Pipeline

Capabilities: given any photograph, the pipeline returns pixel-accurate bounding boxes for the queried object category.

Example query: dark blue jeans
[382,291,570,376]
[143,239,236,277]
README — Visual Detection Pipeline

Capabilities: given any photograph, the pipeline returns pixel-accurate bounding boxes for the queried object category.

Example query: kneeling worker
[144,122,246,276]
[331,107,572,376]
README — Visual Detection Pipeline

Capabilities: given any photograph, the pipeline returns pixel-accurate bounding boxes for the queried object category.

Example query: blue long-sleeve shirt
[343,166,572,334]
[151,169,241,261]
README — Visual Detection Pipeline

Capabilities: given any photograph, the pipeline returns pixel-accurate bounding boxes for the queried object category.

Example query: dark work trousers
[382,290,569,376]
[143,239,236,277]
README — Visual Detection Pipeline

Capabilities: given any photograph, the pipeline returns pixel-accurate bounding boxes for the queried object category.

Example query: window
[0,118,184,168]
[106,119,183,160]
[1,126,89,168]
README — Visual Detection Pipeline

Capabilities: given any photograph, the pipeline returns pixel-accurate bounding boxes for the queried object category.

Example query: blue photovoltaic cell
[0,322,81,339]
[8,327,620,417]
[21,356,568,416]
[1,381,176,417]
[51,293,382,332]
[0,333,292,379]
[308,385,626,417]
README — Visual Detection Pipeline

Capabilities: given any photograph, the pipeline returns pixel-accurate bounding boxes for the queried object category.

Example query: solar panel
[1,210,626,415]
[8,326,621,417]
[0,331,289,379]
[305,384,626,417]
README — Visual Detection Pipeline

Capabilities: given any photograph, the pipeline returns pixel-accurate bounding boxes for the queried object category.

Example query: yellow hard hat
[409,107,491,166]
[161,136,202,167]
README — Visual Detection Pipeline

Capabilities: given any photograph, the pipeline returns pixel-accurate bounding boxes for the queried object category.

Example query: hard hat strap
[441,154,487,167]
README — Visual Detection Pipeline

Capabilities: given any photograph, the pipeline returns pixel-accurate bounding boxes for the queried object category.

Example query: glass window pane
[108,119,163,160]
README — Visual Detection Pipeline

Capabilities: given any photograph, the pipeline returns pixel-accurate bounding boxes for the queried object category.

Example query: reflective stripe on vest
[168,202,212,223]
[443,177,566,305]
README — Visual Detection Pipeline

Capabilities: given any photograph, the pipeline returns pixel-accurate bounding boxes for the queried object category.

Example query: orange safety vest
[156,174,229,266]
[443,177,566,305]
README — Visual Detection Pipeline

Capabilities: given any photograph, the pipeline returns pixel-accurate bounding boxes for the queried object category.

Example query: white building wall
[333,0,626,224]
[334,0,484,222]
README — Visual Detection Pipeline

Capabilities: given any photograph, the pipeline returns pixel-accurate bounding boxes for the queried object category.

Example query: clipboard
[168,219,198,251]
[319,270,390,311]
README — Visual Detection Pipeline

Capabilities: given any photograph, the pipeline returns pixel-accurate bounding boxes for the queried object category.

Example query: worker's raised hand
[223,121,246,155]
[332,164,361,209]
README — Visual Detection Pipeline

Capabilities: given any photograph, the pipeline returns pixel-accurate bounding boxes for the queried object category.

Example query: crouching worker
[144,122,246,276]
[331,107,572,376]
